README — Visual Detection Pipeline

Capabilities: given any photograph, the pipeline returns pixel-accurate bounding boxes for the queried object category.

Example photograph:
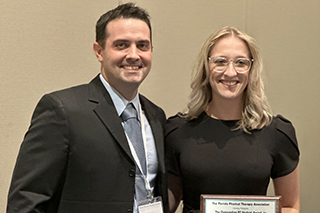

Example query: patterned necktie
[121,103,148,203]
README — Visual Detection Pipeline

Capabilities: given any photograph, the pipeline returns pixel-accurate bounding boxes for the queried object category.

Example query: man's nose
[126,46,140,61]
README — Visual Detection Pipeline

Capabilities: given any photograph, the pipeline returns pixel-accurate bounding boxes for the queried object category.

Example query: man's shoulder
[41,84,89,105]
[46,75,101,99]
[139,94,162,110]
[139,94,166,119]
[51,83,88,95]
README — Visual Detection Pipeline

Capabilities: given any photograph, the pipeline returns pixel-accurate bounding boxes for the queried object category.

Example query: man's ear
[93,42,104,62]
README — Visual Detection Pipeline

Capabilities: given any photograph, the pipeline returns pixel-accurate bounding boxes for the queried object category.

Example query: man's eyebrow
[112,39,150,44]
[112,39,130,44]
[137,39,150,43]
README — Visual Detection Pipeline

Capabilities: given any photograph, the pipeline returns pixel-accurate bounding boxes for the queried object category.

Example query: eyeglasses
[208,56,254,73]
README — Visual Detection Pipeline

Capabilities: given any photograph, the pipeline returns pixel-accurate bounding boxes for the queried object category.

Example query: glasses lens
[209,57,252,73]
[234,58,251,73]
[211,57,228,72]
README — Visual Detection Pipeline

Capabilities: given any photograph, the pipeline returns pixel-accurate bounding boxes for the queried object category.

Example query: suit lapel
[140,95,165,167]
[88,76,134,162]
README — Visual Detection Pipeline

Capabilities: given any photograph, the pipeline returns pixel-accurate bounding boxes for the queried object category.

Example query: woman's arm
[168,173,183,213]
[273,165,300,213]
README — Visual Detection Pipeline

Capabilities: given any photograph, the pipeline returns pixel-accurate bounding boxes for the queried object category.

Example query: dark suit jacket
[7,75,168,213]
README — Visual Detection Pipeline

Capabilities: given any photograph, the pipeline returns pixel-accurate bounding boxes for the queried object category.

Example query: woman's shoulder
[267,114,299,149]
[266,115,300,178]
[273,115,296,138]
[165,113,188,135]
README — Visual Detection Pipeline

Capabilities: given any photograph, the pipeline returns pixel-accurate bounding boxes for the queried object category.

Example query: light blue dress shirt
[99,74,158,213]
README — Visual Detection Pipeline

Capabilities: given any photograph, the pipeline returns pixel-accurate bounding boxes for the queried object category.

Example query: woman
[165,26,300,213]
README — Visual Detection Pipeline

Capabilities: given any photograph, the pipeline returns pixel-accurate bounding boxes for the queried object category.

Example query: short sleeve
[165,114,186,177]
[271,115,300,179]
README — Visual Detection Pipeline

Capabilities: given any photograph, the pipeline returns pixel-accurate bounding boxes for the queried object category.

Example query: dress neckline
[203,111,239,122]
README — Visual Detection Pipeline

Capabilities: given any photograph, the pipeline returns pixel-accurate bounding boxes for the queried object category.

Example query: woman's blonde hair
[186,26,272,133]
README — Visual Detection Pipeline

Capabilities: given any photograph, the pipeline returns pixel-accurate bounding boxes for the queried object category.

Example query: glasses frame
[208,56,254,73]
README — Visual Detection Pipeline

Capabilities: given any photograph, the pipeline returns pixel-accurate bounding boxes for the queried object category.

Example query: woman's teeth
[222,81,237,86]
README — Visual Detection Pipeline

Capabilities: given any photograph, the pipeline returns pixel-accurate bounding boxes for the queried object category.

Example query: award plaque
[200,195,281,213]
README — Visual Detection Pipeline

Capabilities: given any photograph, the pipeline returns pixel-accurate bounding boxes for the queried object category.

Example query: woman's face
[208,35,250,103]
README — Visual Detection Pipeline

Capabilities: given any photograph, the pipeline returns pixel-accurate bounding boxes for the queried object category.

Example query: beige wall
[1,0,319,211]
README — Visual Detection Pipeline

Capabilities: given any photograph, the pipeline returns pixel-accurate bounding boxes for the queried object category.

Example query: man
[7,3,168,213]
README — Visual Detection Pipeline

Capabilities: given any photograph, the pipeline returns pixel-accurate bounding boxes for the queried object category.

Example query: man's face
[94,18,152,98]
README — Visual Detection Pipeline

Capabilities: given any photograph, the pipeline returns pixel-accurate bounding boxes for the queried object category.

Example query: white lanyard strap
[125,104,152,198]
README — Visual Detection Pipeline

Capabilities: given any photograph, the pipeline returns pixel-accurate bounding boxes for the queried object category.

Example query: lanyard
[124,103,152,199]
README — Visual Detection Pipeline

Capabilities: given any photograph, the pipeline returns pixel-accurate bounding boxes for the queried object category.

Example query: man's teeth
[222,81,237,86]
[123,66,140,70]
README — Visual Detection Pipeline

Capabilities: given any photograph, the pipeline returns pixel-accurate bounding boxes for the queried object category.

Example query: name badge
[138,196,163,213]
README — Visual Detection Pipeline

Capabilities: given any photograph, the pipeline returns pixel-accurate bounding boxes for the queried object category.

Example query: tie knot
[121,103,137,121]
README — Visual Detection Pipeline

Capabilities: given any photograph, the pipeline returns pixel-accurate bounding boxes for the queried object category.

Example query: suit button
[129,169,135,177]
[127,208,132,212]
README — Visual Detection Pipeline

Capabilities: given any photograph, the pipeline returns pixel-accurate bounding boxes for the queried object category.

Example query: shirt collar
[99,74,141,120]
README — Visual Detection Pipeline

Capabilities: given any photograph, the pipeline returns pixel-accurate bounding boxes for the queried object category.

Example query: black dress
[165,112,299,213]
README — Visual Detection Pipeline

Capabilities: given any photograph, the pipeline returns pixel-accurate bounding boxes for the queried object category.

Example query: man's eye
[115,43,128,49]
[137,43,150,51]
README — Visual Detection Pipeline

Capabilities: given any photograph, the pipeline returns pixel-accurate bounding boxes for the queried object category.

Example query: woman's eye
[235,59,249,66]
[215,59,227,65]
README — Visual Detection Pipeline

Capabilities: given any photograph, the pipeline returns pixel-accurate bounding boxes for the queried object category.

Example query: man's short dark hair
[95,2,152,48]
